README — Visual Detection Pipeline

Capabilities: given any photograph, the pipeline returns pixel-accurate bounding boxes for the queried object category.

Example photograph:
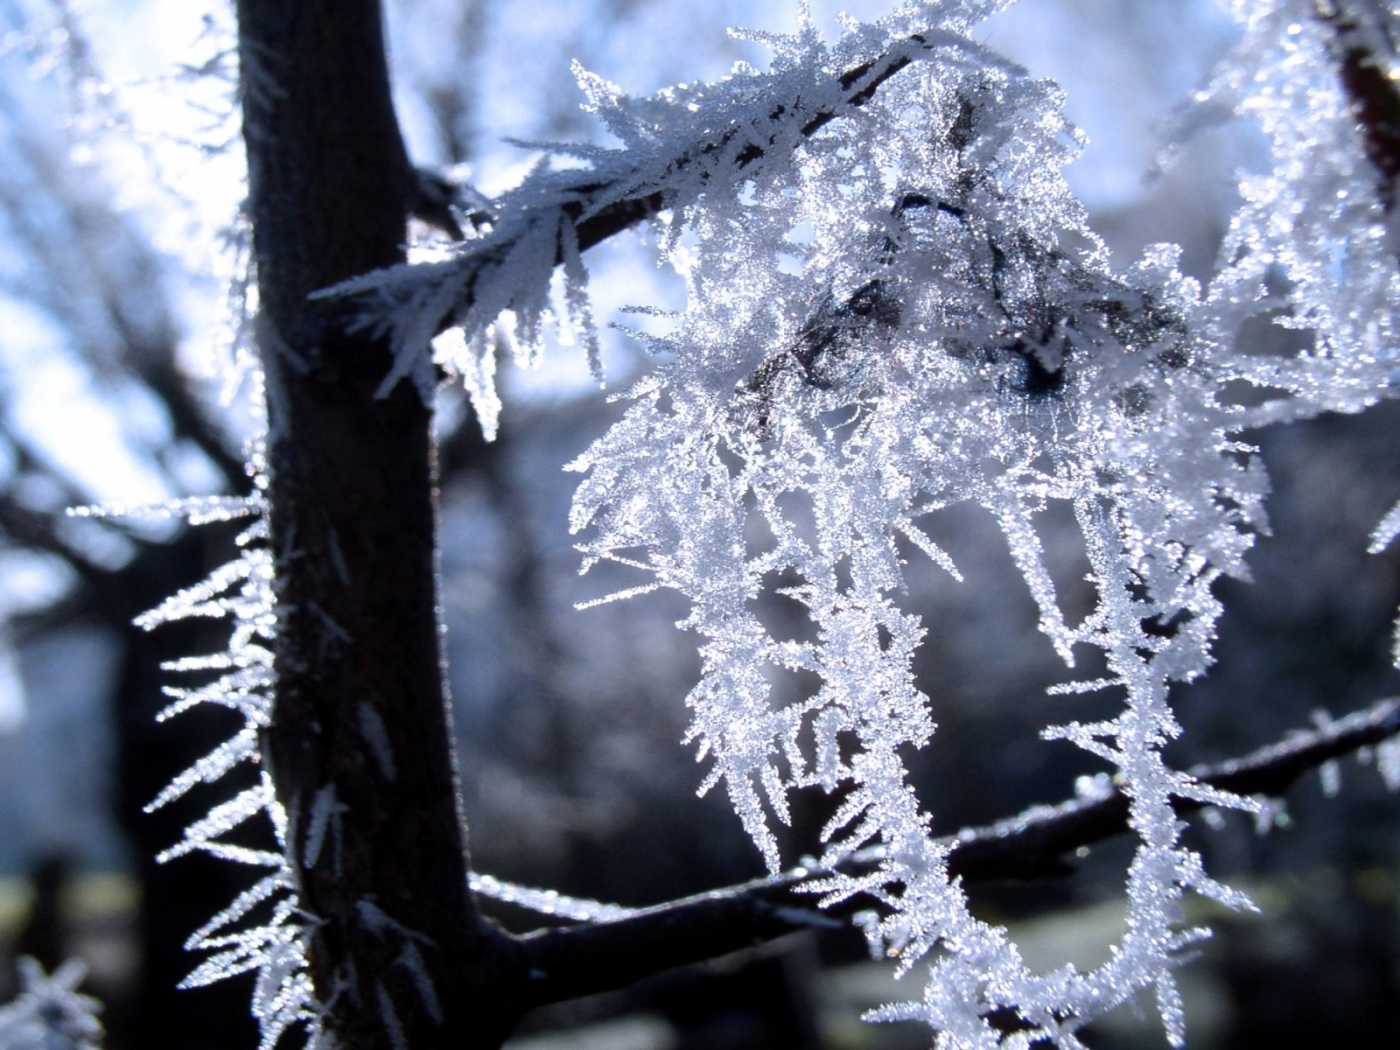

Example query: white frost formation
[139,1,1400,1048]
[566,1,1393,1046]
[0,959,105,1050]
[138,482,326,1050]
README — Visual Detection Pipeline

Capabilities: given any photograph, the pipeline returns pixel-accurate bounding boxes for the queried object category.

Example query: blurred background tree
[0,2,1396,1048]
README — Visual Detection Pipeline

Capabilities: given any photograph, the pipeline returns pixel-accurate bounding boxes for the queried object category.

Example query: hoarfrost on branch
[471,0,1390,1044]
[108,0,1400,1048]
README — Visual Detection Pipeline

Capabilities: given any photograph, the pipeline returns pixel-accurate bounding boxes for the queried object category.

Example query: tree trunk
[235,3,514,1047]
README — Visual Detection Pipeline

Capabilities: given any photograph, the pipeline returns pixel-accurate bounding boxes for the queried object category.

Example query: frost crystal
[120,1,1400,1048]
[1208,0,1399,421]
[136,478,323,1050]
[0,959,104,1050]
[555,2,1397,1046]
[1207,1,1400,668]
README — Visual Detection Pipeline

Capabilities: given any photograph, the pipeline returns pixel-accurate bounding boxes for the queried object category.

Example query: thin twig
[1316,1,1400,209]
[552,37,930,256]
[511,697,1400,1009]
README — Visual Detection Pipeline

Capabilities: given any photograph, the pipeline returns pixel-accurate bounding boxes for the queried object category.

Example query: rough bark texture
[235,3,514,1047]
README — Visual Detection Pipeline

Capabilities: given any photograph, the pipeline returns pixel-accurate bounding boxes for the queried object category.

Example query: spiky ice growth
[0,959,105,1050]
[561,2,1395,1046]
[133,477,325,1050]
[141,1,1400,1047]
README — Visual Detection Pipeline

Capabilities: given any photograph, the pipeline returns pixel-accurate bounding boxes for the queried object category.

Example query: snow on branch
[0,959,105,1050]
[513,697,1400,1010]
[557,2,1400,1046]
[317,12,1016,416]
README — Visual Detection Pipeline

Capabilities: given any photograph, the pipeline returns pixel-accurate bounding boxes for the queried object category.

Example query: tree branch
[1317,1,1400,209]
[947,696,1400,883]
[512,697,1400,1009]
[568,36,929,254]
[235,3,508,1047]
[337,26,1028,419]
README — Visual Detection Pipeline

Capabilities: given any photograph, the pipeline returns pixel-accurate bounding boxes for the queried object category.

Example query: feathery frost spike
[126,464,321,1048]
[147,727,260,811]
[0,958,104,1050]
[1369,498,1400,555]
[158,779,275,862]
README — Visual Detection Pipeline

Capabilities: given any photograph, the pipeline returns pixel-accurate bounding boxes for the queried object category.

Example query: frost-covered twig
[512,697,1400,1009]
[0,958,104,1050]
[947,696,1400,883]
[1315,0,1400,208]
[321,19,992,407]
[564,31,937,256]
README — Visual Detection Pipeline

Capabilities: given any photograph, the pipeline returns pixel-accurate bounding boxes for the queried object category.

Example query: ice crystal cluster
[131,483,327,1050]
[109,0,1400,1048]
[0,959,105,1050]
[564,8,1269,1046]
[410,1,1389,1047]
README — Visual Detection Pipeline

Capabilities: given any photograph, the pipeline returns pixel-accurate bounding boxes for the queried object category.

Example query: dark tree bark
[1318,1,1400,210]
[235,3,513,1048]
